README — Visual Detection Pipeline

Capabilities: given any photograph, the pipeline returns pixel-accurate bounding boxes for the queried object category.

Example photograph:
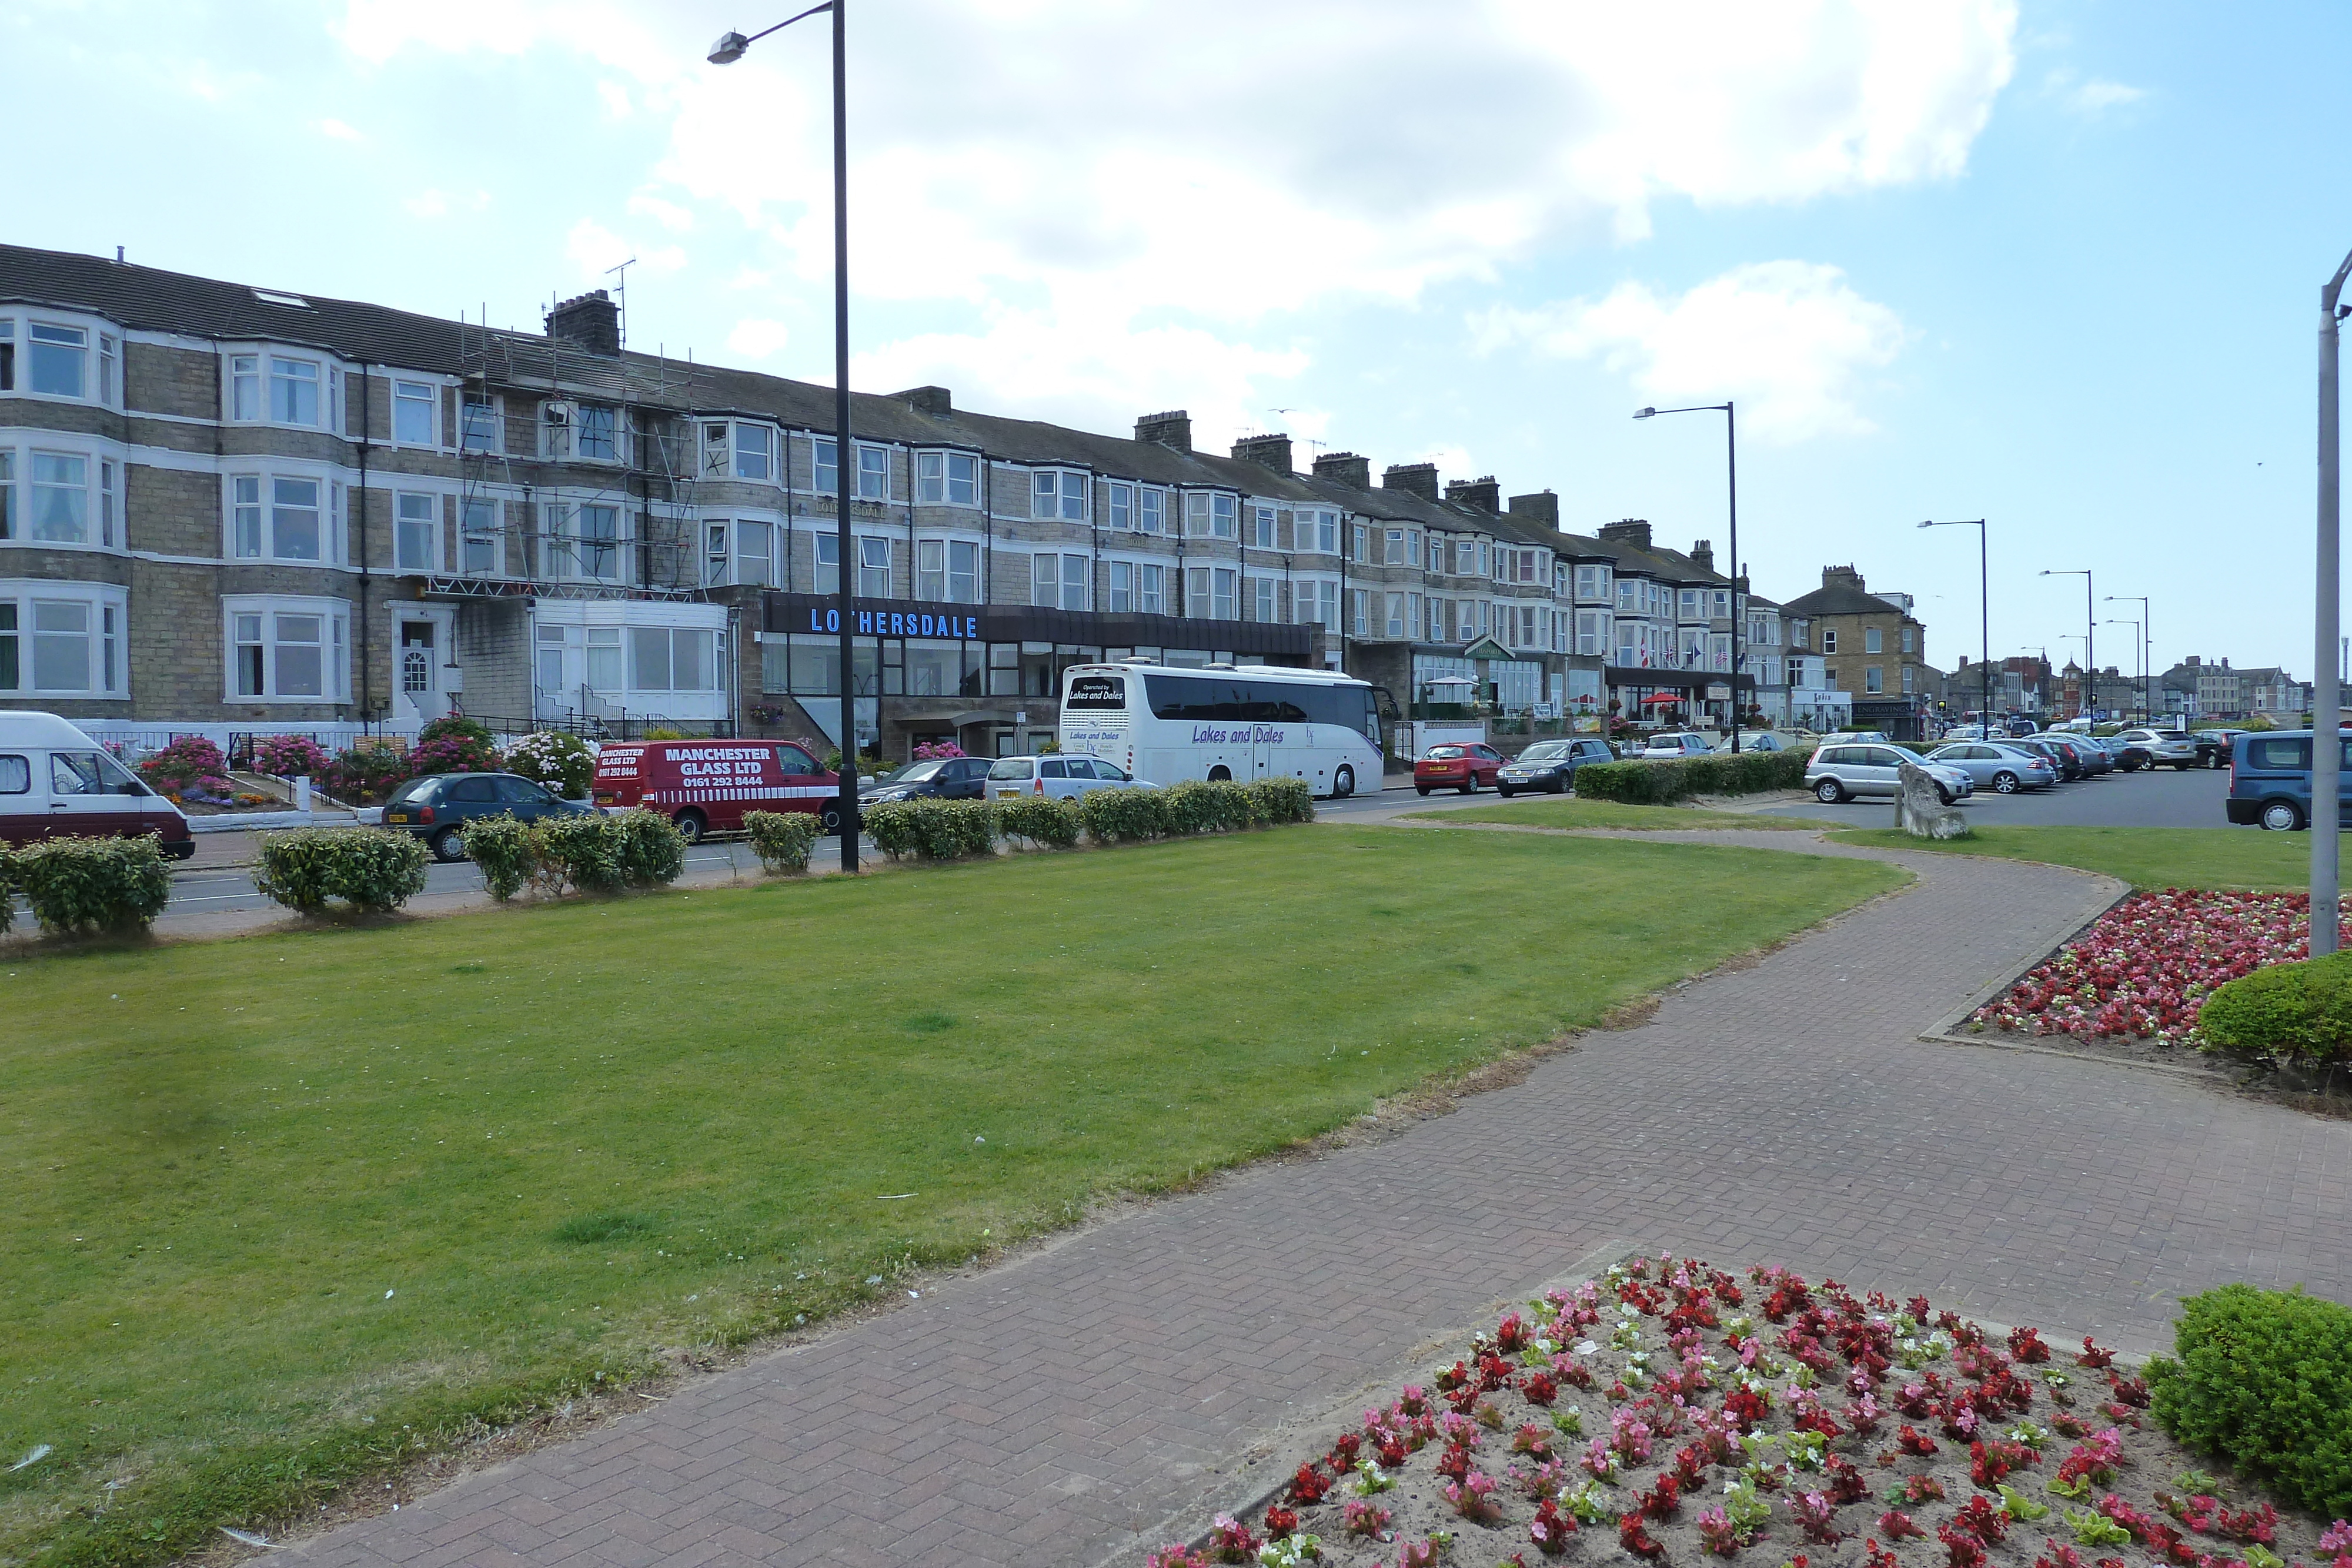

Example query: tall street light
[1634,402,1741,750]
[2041,569,2093,720]
[711,2,861,872]
[2104,618,2140,725]
[1919,520,1987,737]
[2106,594,2150,722]
[2312,247,2352,954]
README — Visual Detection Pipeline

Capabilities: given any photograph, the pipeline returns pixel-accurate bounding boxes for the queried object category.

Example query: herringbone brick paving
[285,833,2352,1568]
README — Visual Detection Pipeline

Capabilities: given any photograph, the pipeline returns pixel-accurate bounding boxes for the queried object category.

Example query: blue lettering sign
[800,606,982,640]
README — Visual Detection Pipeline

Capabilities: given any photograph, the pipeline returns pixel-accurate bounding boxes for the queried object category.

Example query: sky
[8,0,2348,679]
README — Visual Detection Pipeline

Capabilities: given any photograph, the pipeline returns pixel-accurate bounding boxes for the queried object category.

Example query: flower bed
[1151,1256,2346,1568]
[1970,891,2308,1045]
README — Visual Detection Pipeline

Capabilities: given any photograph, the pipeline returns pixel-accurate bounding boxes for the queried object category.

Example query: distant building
[1782,566,1930,738]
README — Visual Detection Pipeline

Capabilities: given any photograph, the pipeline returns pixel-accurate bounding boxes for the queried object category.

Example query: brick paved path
[286,834,2352,1568]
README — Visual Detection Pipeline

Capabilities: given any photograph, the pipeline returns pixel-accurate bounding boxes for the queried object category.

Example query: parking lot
[1752,758,2231,829]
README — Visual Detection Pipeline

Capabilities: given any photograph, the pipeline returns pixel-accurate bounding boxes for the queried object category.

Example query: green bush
[996,795,1082,849]
[2196,952,2352,1066]
[1163,779,1257,833]
[535,814,627,894]
[1244,776,1316,825]
[253,827,430,915]
[864,799,999,860]
[11,835,172,937]
[460,815,539,901]
[1572,759,1689,804]
[2147,1282,2352,1517]
[1081,785,1174,844]
[612,809,686,887]
[1571,749,1809,804]
[743,810,820,874]
[0,844,15,937]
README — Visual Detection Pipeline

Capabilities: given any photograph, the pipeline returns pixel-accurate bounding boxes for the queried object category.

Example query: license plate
[386,813,408,823]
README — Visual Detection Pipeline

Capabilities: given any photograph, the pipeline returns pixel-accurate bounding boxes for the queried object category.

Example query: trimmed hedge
[0,845,14,937]
[11,834,172,937]
[1571,747,1813,805]
[459,810,686,900]
[996,795,1084,849]
[743,810,821,874]
[253,827,430,915]
[2196,952,2352,1066]
[865,799,1000,861]
[2147,1282,2352,1518]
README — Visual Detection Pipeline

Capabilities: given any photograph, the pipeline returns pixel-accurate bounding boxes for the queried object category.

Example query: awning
[1461,637,1514,661]
[1640,692,1685,706]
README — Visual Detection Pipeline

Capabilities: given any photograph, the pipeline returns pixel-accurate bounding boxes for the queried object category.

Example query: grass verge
[1826,824,2307,890]
[0,825,1899,1565]
[1405,797,1832,831]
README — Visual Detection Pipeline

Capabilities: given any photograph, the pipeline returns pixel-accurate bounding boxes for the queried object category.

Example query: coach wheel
[1207,765,1232,783]
[1332,765,1355,799]
[672,808,706,844]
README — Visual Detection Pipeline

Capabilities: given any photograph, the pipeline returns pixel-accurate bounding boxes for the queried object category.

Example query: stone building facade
[3,243,1824,760]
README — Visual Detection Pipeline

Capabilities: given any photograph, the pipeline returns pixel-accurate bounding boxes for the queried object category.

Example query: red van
[592,739,843,841]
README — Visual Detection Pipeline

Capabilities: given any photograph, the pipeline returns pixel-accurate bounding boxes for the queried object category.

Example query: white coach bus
[1056,661,1384,799]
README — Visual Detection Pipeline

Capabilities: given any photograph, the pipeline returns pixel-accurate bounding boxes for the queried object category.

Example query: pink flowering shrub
[912,740,967,760]
[138,735,232,798]
[252,733,331,776]
[1973,890,2308,1043]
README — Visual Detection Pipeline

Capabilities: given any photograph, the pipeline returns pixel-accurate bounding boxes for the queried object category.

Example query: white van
[0,711,194,859]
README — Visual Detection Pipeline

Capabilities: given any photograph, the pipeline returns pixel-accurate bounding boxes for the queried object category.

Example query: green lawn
[0,826,1899,1564]
[1407,798,1834,831]
[1826,824,2308,890]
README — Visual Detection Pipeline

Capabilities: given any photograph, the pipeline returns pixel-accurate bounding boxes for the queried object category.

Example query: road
[1752,758,2232,828]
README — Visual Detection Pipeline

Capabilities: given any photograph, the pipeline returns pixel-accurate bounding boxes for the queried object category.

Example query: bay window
[0,583,125,698]
[1184,565,1236,620]
[1185,492,1236,539]
[395,491,437,571]
[575,403,620,462]
[393,379,436,445]
[224,596,350,701]
[1107,559,1132,612]
[917,450,977,504]
[561,503,621,582]
[229,474,328,562]
[1384,591,1405,637]
[736,424,774,481]
[0,453,11,539]
[459,392,500,452]
[1576,610,1608,657]
[28,322,87,398]
[917,539,981,602]
[735,520,774,586]
[29,453,88,543]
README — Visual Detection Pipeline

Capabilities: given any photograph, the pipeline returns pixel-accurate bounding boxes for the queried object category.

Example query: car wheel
[1551,778,1568,794]
[672,808,706,844]
[1458,780,1476,794]
[1936,785,1956,806]
[2173,761,2193,771]
[1332,765,1355,798]
[430,825,468,863]
[1992,771,2019,794]
[2260,799,2306,832]
[1815,778,1846,804]
[1497,785,1515,798]
[1208,765,1232,783]
[1415,785,1431,796]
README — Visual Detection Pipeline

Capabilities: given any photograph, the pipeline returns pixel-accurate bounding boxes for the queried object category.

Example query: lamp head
[1632,407,1656,419]
[708,29,751,63]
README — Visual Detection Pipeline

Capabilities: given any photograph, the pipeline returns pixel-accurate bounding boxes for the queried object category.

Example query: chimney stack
[1382,462,1439,501]
[1312,451,1372,489]
[1823,564,1865,591]
[1444,476,1501,513]
[1598,519,1653,549]
[1507,490,1559,527]
[1689,539,1714,573]
[1135,410,1192,452]
[1230,433,1293,473]
[546,289,620,357]
[894,385,952,416]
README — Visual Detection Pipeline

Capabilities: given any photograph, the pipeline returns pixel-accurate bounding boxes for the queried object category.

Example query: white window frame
[1031,551,1090,611]
[1033,470,1087,522]
[916,450,979,506]
[0,579,126,698]
[394,490,439,573]
[857,534,892,597]
[1138,561,1165,615]
[1,313,122,408]
[1865,626,1883,654]
[1138,487,1166,535]
[1106,481,1132,531]
[392,379,439,448]
[226,347,333,430]
[1251,506,1277,549]
[1252,576,1277,621]
[459,391,502,453]
[226,471,339,565]
[460,496,503,575]
[222,594,352,703]
[858,444,891,502]
[554,502,624,584]
[1185,492,1236,539]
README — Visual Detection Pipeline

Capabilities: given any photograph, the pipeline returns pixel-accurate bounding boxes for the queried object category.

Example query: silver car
[1805,743,1975,805]
[1924,741,2059,794]
[985,754,1157,800]
[2115,727,2199,769]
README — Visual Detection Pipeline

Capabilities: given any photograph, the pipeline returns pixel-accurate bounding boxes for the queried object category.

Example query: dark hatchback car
[1495,737,1618,797]
[861,755,994,805]
[382,771,596,862]
[2007,738,2082,781]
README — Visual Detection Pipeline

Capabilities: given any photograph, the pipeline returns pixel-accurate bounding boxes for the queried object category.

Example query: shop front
[756,591,1314,759]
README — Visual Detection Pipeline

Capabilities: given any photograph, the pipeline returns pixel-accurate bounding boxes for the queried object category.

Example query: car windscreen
[387,777,439,804]
[882,761,946,784]
[1518,742,1575,761]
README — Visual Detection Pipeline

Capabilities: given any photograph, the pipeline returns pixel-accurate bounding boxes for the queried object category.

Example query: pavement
[277,825,2352,1568]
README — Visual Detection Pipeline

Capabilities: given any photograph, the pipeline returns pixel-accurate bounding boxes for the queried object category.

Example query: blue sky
[10,0,2346,678]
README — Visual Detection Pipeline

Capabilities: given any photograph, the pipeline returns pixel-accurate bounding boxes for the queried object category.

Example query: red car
[1414,742,1505,795]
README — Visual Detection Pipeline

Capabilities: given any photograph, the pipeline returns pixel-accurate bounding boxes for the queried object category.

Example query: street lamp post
[1634,402,1740,750]
[2312,247,2352,955]
[2042,569,2093,720]
[2105,595,2150,722]
[1919,520,1987,736]
[711,2,861,873]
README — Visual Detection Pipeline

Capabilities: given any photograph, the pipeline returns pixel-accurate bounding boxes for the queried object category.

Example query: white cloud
[1474,262,1909,442]
[2044,68,2144,115]
[626,192,694,233]
[317,117,363,142]
[726,318,791,360]
[405,189,449,219]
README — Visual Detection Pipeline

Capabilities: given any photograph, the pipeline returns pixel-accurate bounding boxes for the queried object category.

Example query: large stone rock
[1896,760,1970,840]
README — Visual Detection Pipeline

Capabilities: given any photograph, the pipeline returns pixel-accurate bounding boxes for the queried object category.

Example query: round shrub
[253,827,429,915]
[417,714,495,748]
[252,734,332,777]
[460,815,538,901]
[12,835,172,936]
[743,810,820,874]
[2147,1282,2352,1518]
[612,809,686,887]
[2196,952,2352,1066]
[505,731,597,799]
[138,735,232,799]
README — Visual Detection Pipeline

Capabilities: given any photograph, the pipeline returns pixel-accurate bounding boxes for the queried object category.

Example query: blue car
[382,770,597,861]
[2224,731,2352,831]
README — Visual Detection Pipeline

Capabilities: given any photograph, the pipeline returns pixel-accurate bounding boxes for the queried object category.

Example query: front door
[398,617,447,726]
